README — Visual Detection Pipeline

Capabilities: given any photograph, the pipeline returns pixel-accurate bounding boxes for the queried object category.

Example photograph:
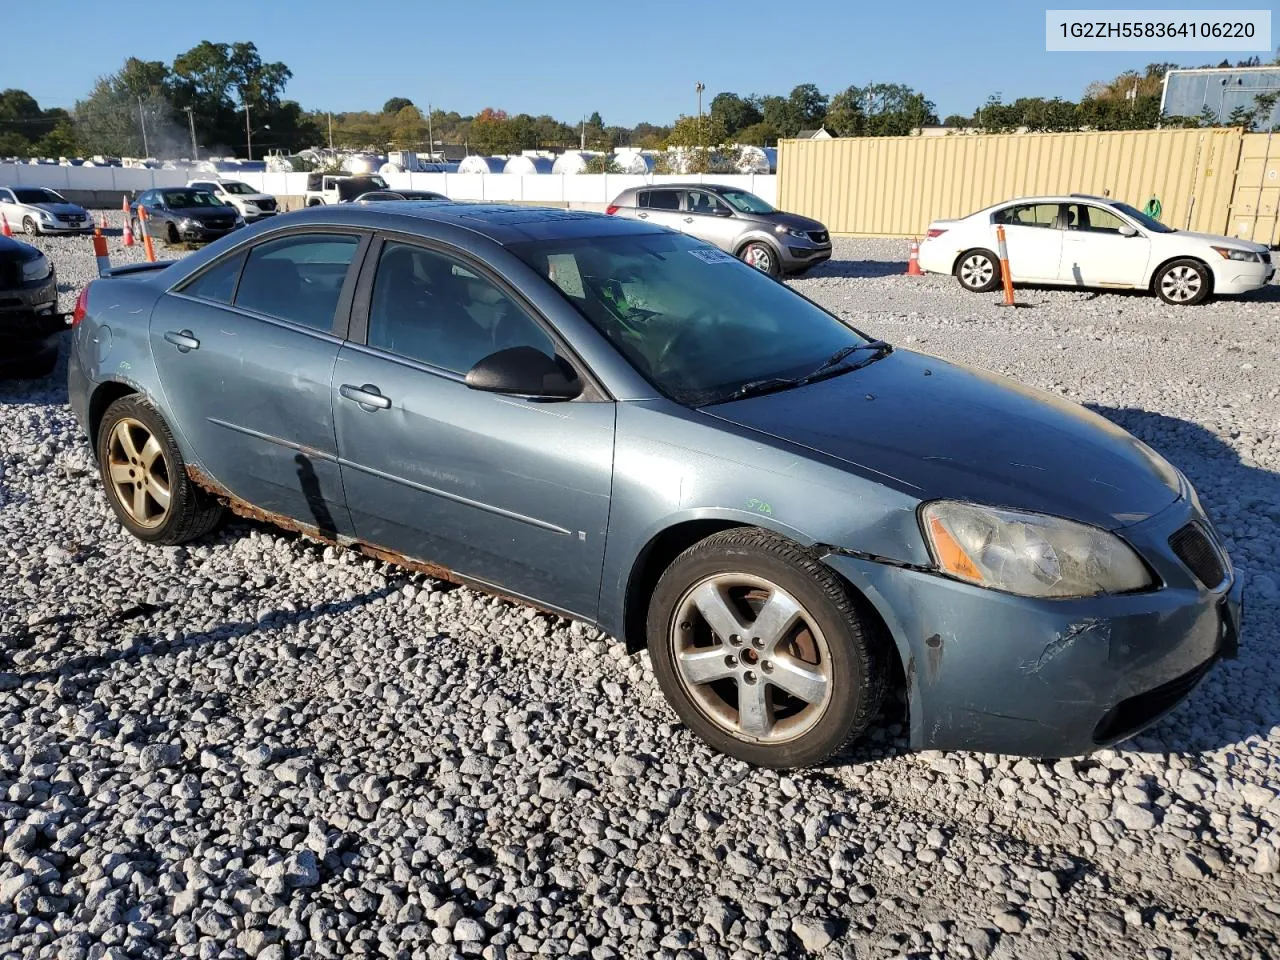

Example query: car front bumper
[38,219,93,234]
[781,242,832,271]
[241,210,278,222]
[178,222,243,242]
[1211,259,1275,295]
[823,497,1240,757]
[0,274,65,371]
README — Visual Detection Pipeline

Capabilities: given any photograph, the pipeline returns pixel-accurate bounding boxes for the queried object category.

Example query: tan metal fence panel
[778,129,1246,239]
[1228,133,1280,245]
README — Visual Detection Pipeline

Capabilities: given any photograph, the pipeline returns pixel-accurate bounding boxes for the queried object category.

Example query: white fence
[0,163,777,207]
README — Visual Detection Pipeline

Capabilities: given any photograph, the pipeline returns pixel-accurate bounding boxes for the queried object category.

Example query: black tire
[96,395,223,545]
[166,222,180,245]
[740,242,781,278]
[22,216,38,236]
[1153,258,1211,306]
[646,527,887,768]
[955,248,1001,292]
[129,217,140,238]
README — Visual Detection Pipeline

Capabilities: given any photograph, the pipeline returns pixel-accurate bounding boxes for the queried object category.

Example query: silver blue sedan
[67,203,1242,768]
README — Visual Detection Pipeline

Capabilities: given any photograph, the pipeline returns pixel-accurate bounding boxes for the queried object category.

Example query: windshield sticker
[688,247,736,264]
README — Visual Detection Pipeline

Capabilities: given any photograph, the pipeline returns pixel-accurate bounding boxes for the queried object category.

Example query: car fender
[732,228,783,259]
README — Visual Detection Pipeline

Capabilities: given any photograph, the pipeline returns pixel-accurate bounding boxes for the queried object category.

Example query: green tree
[383,96,414,114]
[734,121,779,145]
[759,95,801,138]
[664,113,729,171]
[709,92,761,136]
[788,83,828,129]
[391,105,427,146]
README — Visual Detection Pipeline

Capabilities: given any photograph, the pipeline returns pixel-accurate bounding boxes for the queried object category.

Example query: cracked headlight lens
[920,501,1153,598]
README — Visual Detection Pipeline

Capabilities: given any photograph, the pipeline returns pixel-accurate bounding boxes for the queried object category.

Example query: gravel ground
[1,217,1279,960]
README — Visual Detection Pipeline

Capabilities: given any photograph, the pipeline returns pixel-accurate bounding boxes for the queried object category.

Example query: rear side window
[645,190,681,211]
[993,203,1060,229]
[182,251,246,304]
[234,234,360,332]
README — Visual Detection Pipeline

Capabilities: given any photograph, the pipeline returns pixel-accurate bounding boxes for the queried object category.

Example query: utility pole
[137,96,149,157]
[183,107,198,161]
[245,99,252,161]
[327,112,334,151]
[695,82,705,160]
[580,115,586,151]
[426,102,433,161]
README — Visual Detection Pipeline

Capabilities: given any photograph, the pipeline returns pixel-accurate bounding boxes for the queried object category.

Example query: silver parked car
[606,183,831,277]
[0,186,93,235]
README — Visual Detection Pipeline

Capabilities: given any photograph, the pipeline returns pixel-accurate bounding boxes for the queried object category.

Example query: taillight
[605,205,619,216]
[71,284,91,327]
[926,228,947,239]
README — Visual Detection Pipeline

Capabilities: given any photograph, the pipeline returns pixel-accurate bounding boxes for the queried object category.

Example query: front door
[149,229,367,536]
[333,237,615,619]
[682,190,742,252]
[992,202,1064,282]
[1059,203,1152,287]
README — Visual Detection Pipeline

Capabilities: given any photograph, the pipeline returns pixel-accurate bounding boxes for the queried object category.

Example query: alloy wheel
[1160,265,1202,302]
[106,417,171,528]
[745,246,773,273]
[960,254,994,288]
[670,573,833,744]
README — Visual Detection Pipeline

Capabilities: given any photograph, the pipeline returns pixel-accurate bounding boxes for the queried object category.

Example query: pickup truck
[303,174,391,206]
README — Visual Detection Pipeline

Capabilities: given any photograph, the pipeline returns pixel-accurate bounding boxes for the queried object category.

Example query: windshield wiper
[727,339,893,402]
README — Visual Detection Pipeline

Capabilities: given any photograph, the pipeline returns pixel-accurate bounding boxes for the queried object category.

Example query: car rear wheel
[956,249,1001,292]
[22,217,38,236]
[96,395,223,545]
[646,528,887,768]
[1154,258,1210,306]
[740,242,780,278]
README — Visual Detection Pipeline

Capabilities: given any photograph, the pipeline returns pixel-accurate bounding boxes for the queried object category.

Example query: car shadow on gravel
[803,259,908,279]
[1088,403,1280,756]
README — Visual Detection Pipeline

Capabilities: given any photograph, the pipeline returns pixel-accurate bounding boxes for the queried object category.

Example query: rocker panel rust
[185,464,571,620]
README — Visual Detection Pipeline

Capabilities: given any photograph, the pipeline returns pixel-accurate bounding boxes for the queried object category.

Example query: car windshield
[1109,201,1175,233]
[163,190,220,208]
[13,188,64,204]
[718,189,775,214]
[221,181,256,195]
[510,232,872,406]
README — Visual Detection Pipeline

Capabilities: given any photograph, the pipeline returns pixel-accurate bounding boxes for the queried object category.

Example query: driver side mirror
[465,346,582,400]
[1118,225,1138,237]
[711,206,733,217]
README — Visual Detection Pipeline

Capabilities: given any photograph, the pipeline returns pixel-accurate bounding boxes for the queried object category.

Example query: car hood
[753,210,827,233]
[0,235,40,261]
[31,202,84,215]
[174,206,239,220]
[1168,230,1268,253]
[702,349,1182,530]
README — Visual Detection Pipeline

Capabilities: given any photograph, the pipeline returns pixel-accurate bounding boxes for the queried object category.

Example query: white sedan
[918,194,1274,305]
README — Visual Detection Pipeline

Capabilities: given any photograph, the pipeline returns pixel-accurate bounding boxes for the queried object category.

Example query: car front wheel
[740,242,781,278]
[956,249,1001,292]
[96,395,223,545]
[22,216,39,236]
[1154,258,1210,306]
[647,528,887,768]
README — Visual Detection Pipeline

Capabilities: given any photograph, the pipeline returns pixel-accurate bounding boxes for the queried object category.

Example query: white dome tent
[457,155,506,174]
[552,151,597,175]
[734,145,777,174]
[612,150,654,174]
[502,155,554,175]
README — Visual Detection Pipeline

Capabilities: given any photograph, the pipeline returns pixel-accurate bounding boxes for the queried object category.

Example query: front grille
[203,219,233,230]
[1093,657,1216,743]
[808,230,829,244]
[0,263,19,288]
[258,198,277,212]
[1169,522,1226,589]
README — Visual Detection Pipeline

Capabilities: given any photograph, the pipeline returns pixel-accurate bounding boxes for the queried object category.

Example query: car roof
[276,202,666,244]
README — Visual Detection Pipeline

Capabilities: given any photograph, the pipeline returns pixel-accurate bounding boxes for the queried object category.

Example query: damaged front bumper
[823,497,1241,757]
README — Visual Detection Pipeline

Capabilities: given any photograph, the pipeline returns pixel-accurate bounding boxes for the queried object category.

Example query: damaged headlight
[920,501,1153,598]
[21,254,51,282]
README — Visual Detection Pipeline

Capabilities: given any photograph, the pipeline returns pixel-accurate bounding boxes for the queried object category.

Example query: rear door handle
[163,329,199,352]
[340,383,391,410]
[637,212,648,219]
[682,217,694,223]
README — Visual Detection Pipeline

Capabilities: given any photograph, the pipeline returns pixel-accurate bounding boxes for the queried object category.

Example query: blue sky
[15,0,1279,124]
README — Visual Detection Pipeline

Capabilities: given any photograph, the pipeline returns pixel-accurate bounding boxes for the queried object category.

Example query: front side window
[367,241,555,374]
[686,191,730,216]
[512,232,873,406]
[1068,204,1128,234]
[234,233,360,331]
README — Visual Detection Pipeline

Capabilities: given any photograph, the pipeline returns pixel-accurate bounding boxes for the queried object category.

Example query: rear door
[1059,203,1152,287]
[150,229,369,536]
[332,235,615,619]
[991,202,1064,282]
[636,188,685,233]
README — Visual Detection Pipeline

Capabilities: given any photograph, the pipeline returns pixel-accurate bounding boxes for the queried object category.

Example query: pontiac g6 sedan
[68,203,1242,768]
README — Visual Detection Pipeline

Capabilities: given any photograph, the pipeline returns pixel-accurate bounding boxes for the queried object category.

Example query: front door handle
[339,383,391,410]
[163,329,199,352]
[682,217,694,223]
[637,212,648,219]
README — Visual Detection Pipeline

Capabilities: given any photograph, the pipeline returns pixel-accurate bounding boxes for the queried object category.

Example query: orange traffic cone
[138,206,157,263]
[0,213,11,238]
[94,213,103,239]
[906,238,923,276]
[121,214,134,247]
[92,232,112,277]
